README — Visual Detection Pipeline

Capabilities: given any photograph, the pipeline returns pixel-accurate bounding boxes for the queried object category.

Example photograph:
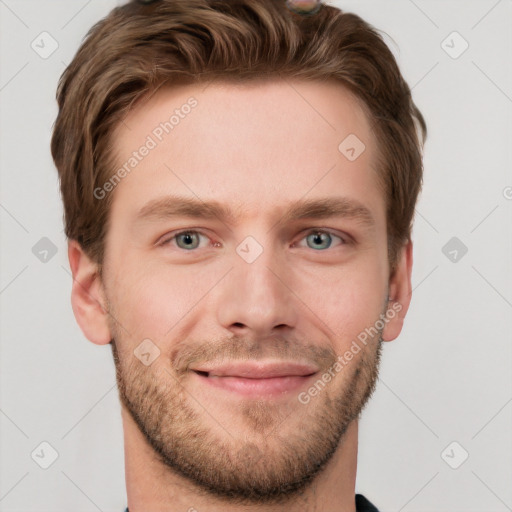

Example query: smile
[190,361,319,397]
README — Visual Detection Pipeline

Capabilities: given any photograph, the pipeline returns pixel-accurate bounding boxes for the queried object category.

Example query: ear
[382,239,413,342]
[68,240,112,345]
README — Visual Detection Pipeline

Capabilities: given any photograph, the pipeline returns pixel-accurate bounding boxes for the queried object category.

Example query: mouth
[190,361,319,397]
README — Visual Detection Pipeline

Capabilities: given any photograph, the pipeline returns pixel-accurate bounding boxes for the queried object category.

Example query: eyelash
[158,228,349,251]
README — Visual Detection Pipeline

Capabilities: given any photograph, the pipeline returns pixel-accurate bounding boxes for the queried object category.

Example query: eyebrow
[135,194,376,230]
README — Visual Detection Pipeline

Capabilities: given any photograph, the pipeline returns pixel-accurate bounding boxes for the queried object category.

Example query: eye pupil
[177,232,199,250]
[307,231,332,250]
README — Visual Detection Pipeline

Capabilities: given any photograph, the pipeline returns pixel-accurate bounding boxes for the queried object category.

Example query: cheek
[107,259,223,342]
[292,258,387,346]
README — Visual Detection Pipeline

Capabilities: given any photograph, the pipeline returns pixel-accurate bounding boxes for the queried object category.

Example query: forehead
[108,78,385,227]
[118,78,374,151]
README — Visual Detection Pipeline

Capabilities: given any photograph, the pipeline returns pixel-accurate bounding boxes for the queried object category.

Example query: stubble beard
[110,327,383,506]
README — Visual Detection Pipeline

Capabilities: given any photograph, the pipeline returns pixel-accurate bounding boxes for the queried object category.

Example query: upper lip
[190,361,319,378]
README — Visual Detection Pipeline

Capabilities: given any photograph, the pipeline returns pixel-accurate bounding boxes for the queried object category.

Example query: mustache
[171,334,338,376]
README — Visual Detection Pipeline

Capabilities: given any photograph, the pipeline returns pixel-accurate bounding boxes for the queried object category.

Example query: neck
[123,407,359,512]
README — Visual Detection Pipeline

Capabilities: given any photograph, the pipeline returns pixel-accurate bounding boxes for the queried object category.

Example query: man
[51,0,426,510]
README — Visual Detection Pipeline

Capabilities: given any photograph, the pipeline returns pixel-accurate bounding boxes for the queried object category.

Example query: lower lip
[192,372,316,397]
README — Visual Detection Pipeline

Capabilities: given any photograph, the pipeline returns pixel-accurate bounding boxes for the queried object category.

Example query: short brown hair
[51,0,426,273]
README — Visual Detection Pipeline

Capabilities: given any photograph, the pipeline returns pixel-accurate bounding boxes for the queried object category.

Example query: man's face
[101,79,392,503]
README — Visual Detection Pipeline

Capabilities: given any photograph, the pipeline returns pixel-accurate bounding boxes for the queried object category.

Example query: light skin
[68,79,413,512]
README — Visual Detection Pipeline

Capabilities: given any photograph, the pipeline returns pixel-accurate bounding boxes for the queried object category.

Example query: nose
[215,240,298,339]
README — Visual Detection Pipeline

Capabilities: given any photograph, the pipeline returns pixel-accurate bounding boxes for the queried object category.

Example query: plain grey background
[1,0,511,510]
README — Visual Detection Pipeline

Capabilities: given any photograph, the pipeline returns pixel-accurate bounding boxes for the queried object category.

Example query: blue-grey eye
[306,232,333,250]
[176,232,201,250]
